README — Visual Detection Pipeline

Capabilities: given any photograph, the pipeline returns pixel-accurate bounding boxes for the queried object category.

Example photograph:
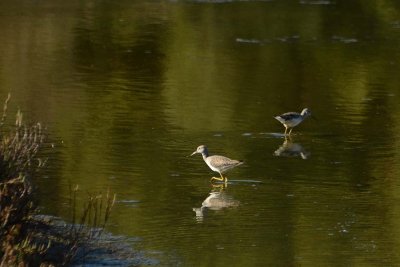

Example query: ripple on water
[332,35,358,43]
[116,200,141,207]
[299,0,334,4]
[236,36,301,45]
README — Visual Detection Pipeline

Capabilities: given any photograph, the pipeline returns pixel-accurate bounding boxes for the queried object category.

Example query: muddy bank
[33,215,159,266]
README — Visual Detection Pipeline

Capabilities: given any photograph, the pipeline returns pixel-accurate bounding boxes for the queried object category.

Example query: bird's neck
[201,149,209,160]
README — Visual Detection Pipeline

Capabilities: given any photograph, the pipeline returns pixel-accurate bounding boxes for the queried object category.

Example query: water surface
[1,0,400,266]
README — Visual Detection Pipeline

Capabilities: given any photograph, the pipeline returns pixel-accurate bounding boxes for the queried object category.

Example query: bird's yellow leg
[211,173,226,183]
[219,173,228,184]
[210,176,224,182]
[288,128,293,135]
[284,127,288,136]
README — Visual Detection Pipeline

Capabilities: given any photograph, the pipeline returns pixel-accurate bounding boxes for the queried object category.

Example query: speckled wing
[275,112,301,123]
[206,155,243,173]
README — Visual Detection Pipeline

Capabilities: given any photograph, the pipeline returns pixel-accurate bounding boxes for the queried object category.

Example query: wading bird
[274,108,312,136]
[190,145,243,183]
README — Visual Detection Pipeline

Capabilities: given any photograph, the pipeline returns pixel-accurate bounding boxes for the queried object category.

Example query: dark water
[1,0,400,265]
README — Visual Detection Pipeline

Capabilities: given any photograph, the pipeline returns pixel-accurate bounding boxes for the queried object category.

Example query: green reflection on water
[1,0,400,265]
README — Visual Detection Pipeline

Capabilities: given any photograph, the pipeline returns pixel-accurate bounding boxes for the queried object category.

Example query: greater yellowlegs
[274,108,311,135]
[190,145,243,183]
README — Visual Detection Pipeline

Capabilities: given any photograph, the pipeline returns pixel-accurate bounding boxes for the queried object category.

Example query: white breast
[285,117,303,128]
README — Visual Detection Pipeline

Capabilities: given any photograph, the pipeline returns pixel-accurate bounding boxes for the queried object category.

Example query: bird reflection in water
[193,185,240,221]
[274,137,310,159]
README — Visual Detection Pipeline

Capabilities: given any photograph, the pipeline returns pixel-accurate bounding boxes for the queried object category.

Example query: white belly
[285,117,302,128]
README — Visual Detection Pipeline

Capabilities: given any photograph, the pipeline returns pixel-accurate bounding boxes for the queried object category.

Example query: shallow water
[1,0,400,265]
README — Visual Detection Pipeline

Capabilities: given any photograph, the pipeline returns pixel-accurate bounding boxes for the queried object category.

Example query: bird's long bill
[190,151,197,156]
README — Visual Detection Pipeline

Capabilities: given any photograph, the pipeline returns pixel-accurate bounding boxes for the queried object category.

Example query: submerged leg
[211,183,226,190]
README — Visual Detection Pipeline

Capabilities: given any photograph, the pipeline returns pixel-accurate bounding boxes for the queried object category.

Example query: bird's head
[191,145,207,156]
[301,108,311,118]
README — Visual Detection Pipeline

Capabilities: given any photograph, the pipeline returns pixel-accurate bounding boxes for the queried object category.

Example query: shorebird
[190,145,243,183]
[274,108,312,135]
